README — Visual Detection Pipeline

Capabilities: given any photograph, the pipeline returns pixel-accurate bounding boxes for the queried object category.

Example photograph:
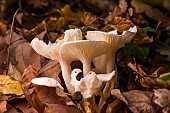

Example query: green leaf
[143,26,157,33]
[125,40,150,58]
[157,72,170,82]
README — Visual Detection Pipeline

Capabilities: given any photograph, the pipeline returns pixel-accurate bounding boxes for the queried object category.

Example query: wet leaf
[111,89,157,113]
[0,75,30,95]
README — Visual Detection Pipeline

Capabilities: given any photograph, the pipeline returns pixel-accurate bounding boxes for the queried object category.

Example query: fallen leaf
[106,99,128,113]
[5,31,41,73]
[12,98,38,113]
[155,42,170,61]
[57,5,84,28]
[131,0,168,23]
[128,62,170,89]
[38,60,61,82]
[107,17,134,31]
[0,21,7,36]
[111,89,157,113]
[133,28,151,45]
[83,12,97,26]
[0,75,30,95]
[154,89,170,113]
[22,64,38,82]
[34,85,81,113]
[0,101,7,113]
[119,0,128,13]
[7,62,22,81]
[6,104,18,113]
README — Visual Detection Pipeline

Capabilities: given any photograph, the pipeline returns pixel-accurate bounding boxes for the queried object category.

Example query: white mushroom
[97,70,116,82]
[70,68,82,91]
[86,26,137,72]
[59,40,113,76]
[30,28,83,94]
[31,77,64,90]
[70,69,116,99]
[30,28,83,61]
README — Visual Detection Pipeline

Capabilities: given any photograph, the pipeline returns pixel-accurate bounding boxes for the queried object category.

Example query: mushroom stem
[60,61,74,94]
[82,61,91,76]
[99,65,117,109]
[98,52,116,110]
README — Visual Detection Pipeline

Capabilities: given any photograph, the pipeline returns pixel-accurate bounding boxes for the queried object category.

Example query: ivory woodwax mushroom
[31,77,64,90]
[30,28,83,94]
[86,26,137,72]
[86,26,137,109]
[59,40,113,76]
[71,68,116,99]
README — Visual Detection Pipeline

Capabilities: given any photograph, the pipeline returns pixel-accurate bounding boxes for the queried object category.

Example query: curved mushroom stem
[98,52,116,109]
[60,61,75,94]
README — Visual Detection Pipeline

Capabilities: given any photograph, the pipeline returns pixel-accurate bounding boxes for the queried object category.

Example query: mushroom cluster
[30,27,137,112]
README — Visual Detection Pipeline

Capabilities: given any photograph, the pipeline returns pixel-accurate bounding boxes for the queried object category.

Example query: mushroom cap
[31,77,64,90]
[30,38,59,60]
[77,71,102,98]
[30,28,83,61]
[86,26,137,52]
[63,28,83,42]
[97,70,116,82]
[59,40,112,62]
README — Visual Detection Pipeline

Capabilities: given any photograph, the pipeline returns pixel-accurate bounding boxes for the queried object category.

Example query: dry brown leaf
[83,12,97,26]
[0,101,7,113]
[119,0,128,13]
[0,75,30,95]
[4,31,41,73]
[7,62,22,81]
[154,89,170,113]
[133,28,151,45]
[111,89,157,113]
[44,107,59,113]
[22,64,38,82]
[107,17,134,31]
[106,99,128,113]
[0,21,7,36]
[34,85,81,113]
[38,60,61,82]
[13,98,38,113]
[128,62,170,89]
[6,104,18,113]
[131,0,168,23]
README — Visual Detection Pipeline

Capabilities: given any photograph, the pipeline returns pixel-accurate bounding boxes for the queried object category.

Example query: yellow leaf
[0,75,30,95]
